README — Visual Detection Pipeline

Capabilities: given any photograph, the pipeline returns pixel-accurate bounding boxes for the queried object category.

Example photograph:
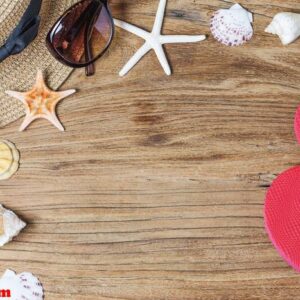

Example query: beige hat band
[0,0,31,44]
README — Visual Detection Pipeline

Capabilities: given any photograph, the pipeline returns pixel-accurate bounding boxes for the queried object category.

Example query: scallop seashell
[0,140,20,181]
[0,269,44,300]
[0,205,26,247]
[210,3,253,46]
[265,12,300,45]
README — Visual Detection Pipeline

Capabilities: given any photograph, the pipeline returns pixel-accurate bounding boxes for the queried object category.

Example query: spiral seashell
[265,12,300,45]
[0,140,19,181]
[0,205,26,247]
[210,3,253,46]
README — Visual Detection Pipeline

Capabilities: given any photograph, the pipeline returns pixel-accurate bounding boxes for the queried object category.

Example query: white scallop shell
[0,140,20,181]
[0,205,26,247]
[265,12,300,45]
[210,3,253,46]
[0,269,43,300]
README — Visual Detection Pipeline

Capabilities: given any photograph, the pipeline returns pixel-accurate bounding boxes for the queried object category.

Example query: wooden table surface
[1,0,300,299]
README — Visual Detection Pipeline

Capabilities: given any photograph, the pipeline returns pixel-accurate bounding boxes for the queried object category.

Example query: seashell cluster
[265,12,300,45]
[0,269,43,300]
[0,205,26,247]
[210,3,253,46]
[0,140,19,180]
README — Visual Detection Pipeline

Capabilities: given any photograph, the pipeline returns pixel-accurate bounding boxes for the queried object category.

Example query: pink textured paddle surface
[265,166,300,272]
[294,106,300,144]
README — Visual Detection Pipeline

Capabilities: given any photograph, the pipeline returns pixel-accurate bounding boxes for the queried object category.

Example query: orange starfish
[6,70,76,131]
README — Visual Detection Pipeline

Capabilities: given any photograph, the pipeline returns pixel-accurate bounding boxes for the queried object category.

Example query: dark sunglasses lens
[50,0,113,65]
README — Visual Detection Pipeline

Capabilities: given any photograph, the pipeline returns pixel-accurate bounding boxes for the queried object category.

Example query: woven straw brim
[0,0,78,127]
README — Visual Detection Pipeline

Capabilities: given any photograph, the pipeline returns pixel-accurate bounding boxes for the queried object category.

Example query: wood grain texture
[0,0,300,299]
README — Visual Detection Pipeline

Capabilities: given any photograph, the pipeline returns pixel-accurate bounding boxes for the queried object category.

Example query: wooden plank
[0,0,300,299]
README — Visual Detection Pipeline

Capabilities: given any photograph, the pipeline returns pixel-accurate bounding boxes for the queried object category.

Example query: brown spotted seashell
[0,269,43,300]
[211,3,253,46]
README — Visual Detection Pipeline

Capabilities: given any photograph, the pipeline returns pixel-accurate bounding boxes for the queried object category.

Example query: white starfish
[114,0,206,76]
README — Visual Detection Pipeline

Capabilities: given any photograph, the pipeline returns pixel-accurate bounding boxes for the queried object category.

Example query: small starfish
[114,0,206,76]
[6,70,76,131]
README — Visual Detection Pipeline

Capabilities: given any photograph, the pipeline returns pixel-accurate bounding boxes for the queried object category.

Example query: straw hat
[0,0,78,127]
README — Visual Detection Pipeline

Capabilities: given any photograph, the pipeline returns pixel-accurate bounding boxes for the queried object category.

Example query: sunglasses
[46,0,114,76]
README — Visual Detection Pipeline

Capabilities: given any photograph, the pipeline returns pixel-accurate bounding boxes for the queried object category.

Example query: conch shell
[0,140,19,180]
[0,205,26,247]
[265,12,300,45]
